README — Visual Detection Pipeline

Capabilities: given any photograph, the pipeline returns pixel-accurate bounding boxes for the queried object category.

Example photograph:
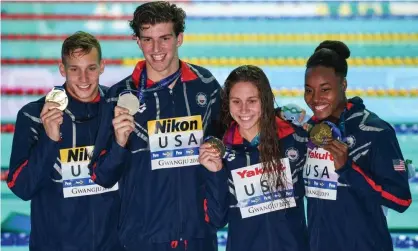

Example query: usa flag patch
[393,159,406,171]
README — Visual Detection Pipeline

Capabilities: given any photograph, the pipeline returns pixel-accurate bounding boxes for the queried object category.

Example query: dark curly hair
[306,40,351,78]
[129,1,186,38]
[221,65,287,193]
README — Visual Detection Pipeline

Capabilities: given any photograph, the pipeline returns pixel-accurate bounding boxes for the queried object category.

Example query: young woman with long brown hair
[199,65,309,251]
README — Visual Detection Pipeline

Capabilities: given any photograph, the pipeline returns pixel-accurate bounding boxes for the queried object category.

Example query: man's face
[59,47,104,102]
[137,22,183,79]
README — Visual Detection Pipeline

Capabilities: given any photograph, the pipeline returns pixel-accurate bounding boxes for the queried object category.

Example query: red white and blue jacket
[207,118,309,251]
[305,97,412,251]
[89,61,223,250]
[8,85,122,251]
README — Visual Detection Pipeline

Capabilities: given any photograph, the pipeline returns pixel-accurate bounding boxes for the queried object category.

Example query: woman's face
[304,66,346,121]
[229,81,262,138]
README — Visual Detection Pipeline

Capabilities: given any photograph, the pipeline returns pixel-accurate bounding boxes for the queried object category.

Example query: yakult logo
[236,165,285,179]
[309,150,334,161]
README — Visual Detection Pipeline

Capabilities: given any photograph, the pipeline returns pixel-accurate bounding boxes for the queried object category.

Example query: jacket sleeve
[290,128,309,199]
[8,108,60,201]
[89,99,129,188]
[336,128,412,212]
[203,82,224,139]
[203,165,229,228]
[200,81,229,227]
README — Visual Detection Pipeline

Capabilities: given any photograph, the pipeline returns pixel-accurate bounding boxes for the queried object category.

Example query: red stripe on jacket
[91,150,107,181]
[351,162,412,207]
[7,160,29,188]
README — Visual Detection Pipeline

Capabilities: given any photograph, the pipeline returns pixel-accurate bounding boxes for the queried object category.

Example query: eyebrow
[305,82,331,87]
[230,96,259,99]
[67,64,98,68]
[140,34,173,39]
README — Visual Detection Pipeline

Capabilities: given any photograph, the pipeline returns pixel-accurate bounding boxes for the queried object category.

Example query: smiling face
[59,47,104,102]
[137,22,183,81]
[229,81,262,141]
[304,66,347,121]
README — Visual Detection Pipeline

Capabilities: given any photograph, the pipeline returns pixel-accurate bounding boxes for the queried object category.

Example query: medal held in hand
[308,121,345,149]
[309,122,333,148]
[117,92,140,116]
[45,88,68,111]
[205,136,226,157]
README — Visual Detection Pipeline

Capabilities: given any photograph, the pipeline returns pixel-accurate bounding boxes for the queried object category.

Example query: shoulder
[17,97,46,118]
[277,117,308,143]
[187,63,214,78]
[185,63,220,88]
[98,84,109,94]
[107,75,133,96]
[345,109,398,153]
[282,126,308,163]
[347,108,395,136]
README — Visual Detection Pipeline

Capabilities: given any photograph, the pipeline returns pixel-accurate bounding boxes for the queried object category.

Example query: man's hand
[40,102,63,142]
[113,106,135,148]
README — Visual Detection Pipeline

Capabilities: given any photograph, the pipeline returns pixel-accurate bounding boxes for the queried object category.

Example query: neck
[239,125,259,143]
[328,100,347,123]
[146,59,180,82]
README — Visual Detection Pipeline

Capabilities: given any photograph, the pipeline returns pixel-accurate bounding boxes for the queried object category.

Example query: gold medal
[45,88,68,111]
[206,137,226,157]
[309,122,332,146]
[117,92,140,116]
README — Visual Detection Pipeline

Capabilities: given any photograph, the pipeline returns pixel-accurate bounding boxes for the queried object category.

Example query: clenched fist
[113,106,135,148]
[198,143,223,172]
[40,102,64,141]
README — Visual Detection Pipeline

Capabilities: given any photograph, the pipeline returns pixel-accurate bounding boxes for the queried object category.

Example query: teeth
[152,54,165,61]
[315,105,328,111]
[240,116,251,121]
[79,85,90,89]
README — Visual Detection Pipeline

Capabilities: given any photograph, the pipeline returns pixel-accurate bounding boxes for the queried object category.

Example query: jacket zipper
[170,88,184,240]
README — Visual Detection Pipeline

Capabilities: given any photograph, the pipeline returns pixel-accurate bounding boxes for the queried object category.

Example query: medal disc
[309,122,332,147]
[45,88,68,111]
[205,137,226,157]
[117,92,140,116]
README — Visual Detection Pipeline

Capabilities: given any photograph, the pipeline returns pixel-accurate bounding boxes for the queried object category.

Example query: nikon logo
[155,118,198,134]
[60,146,94,164]
[67,147,92,162]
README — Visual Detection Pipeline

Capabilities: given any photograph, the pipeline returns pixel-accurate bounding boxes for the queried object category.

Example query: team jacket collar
[223,117,295,146]
[60,83,103,121]
[131,60,198,89]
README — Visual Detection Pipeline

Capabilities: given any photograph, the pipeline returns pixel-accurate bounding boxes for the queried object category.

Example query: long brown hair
[221,65,286,193]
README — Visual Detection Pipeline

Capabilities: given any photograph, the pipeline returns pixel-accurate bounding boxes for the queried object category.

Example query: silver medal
[45,88,68,111]
[117,92,140,115]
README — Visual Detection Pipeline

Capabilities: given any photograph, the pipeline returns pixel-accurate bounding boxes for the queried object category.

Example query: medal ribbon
[138,67,181,102]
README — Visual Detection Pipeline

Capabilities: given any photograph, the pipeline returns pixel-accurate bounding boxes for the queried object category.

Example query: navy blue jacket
[306,97,412,251]
[89,61,222,250]
[207,118,309,251]
[7,85,122,251]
